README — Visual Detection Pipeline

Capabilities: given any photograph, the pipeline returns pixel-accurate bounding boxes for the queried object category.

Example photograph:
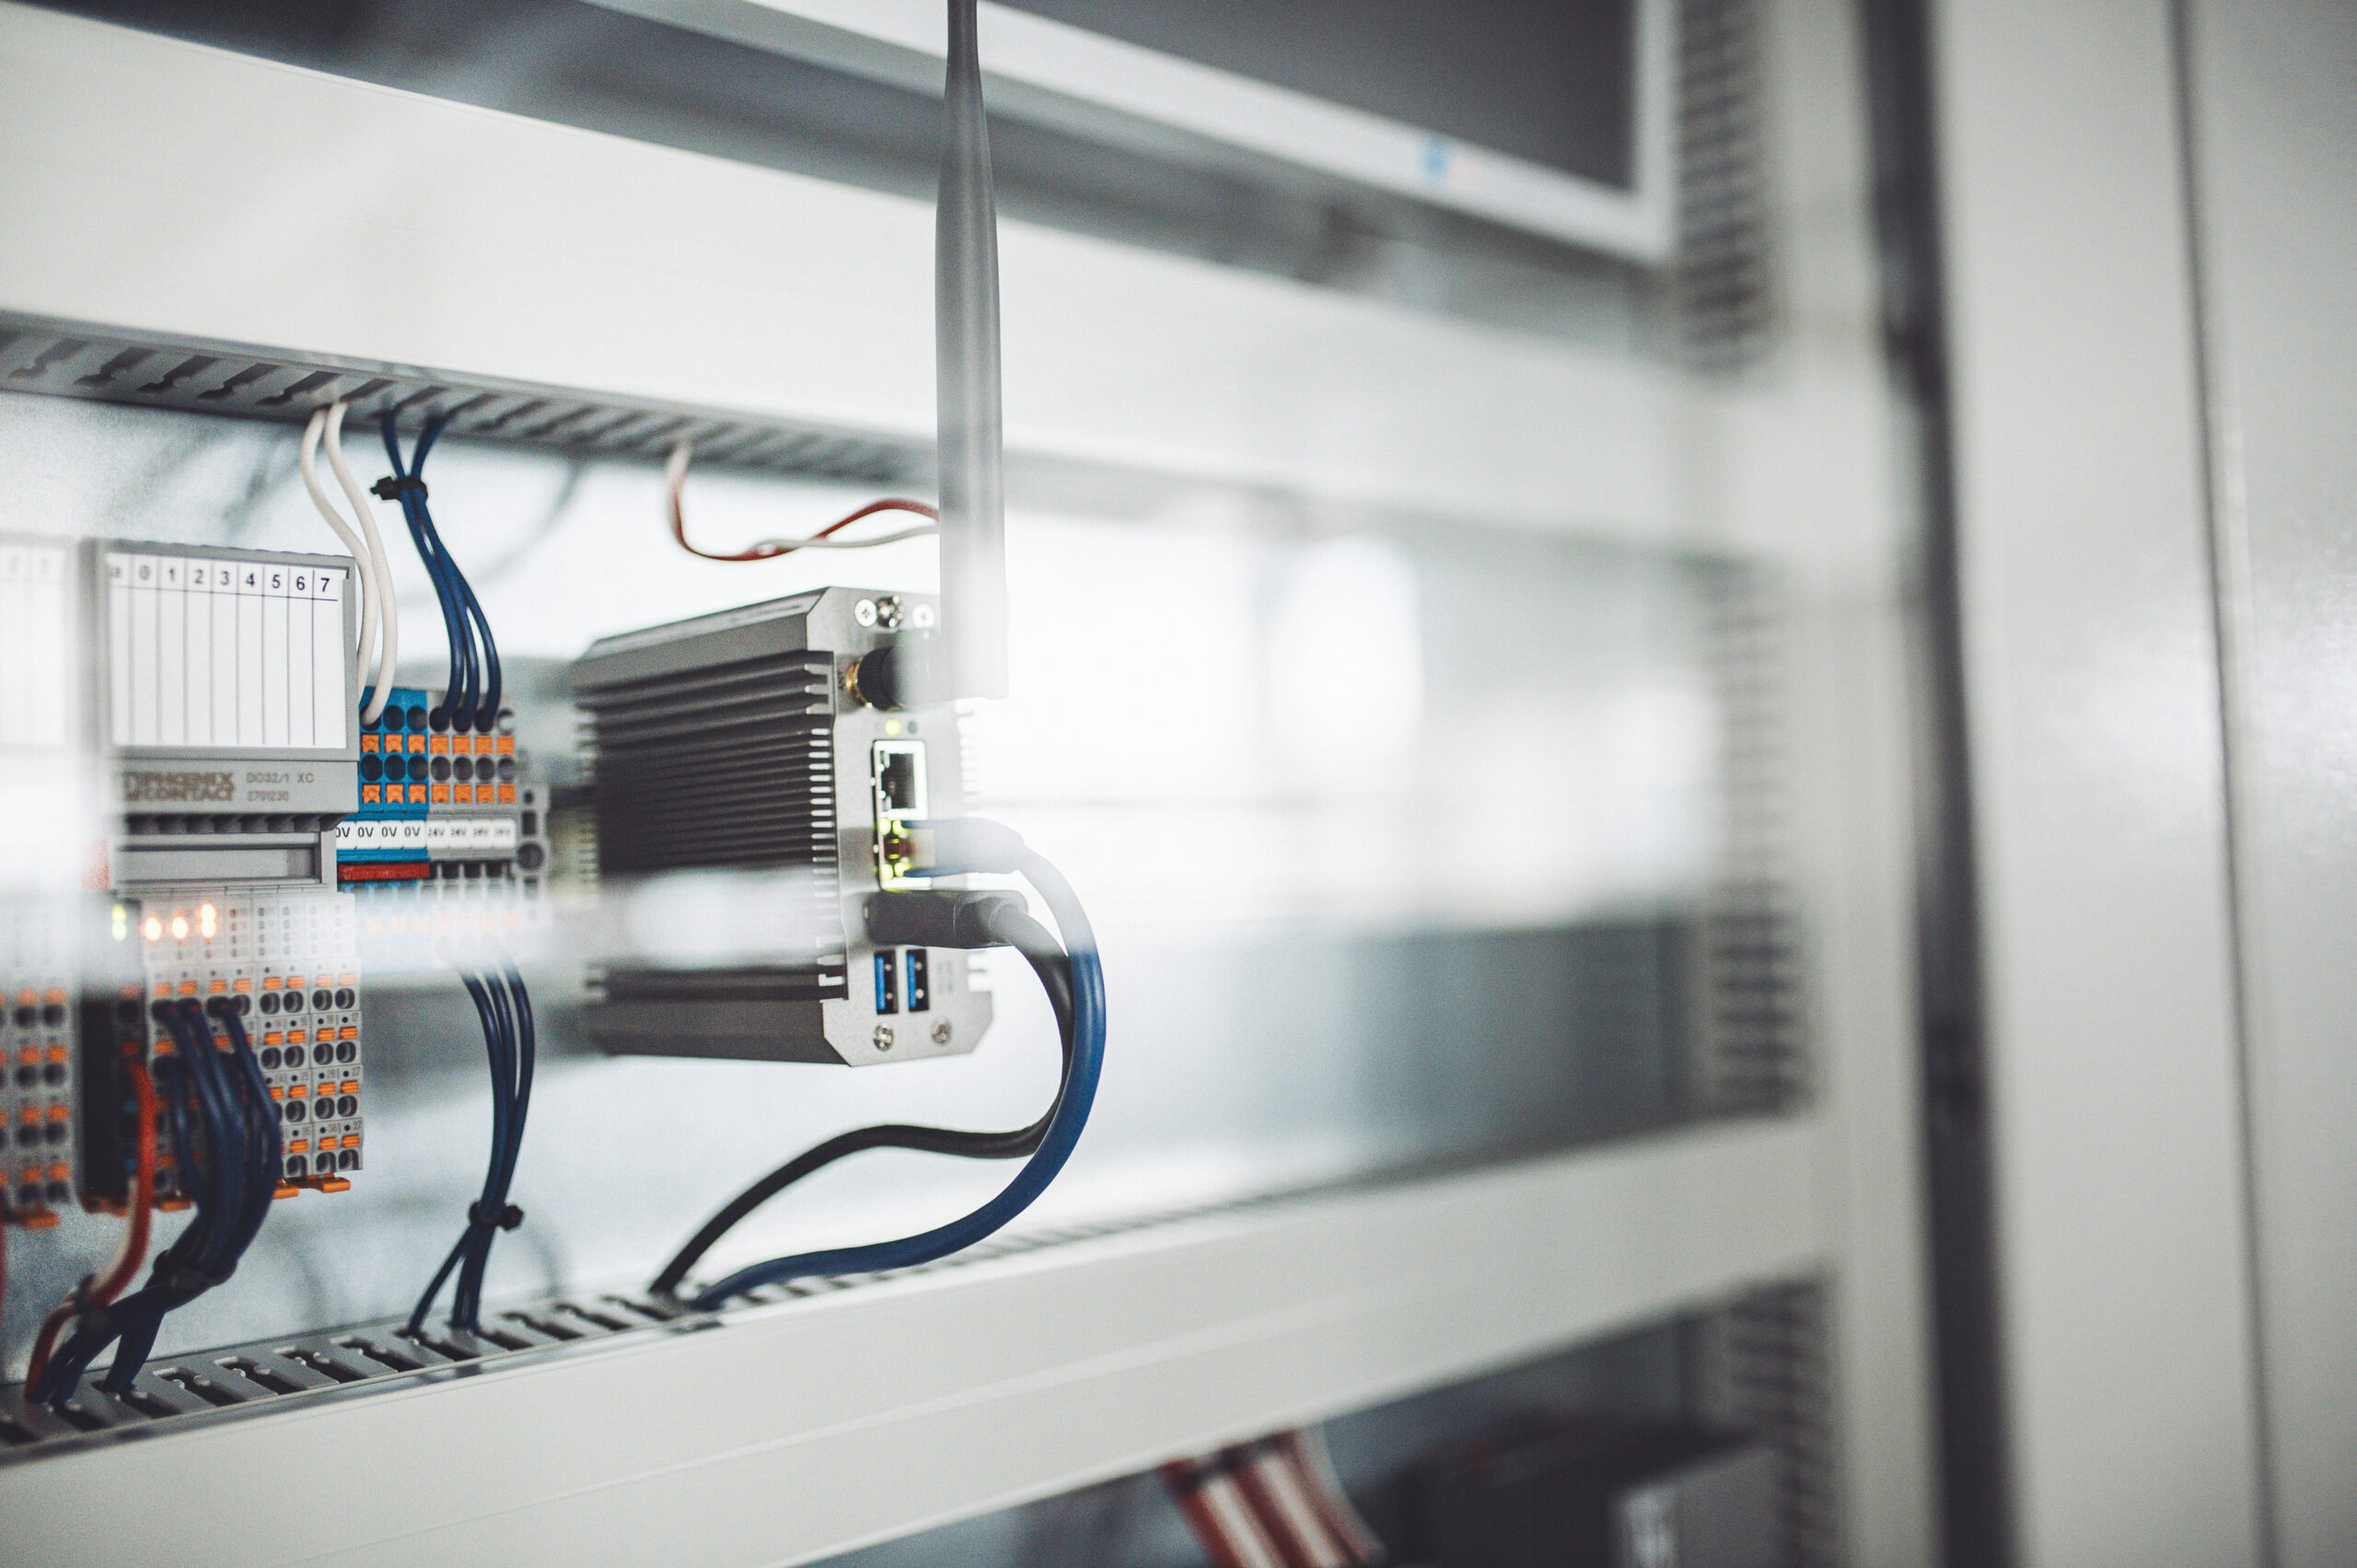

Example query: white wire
[666,439,940,555]
[745,525,941,550]
[321,402,401,725]
[299,408,380,714]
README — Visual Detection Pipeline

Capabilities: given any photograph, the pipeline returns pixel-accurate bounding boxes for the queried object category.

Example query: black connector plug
[866,889,1029,949]
[847,637,946,711]
[901,817,1028,874]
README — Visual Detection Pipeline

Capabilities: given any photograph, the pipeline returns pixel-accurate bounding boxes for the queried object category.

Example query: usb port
[873,950,900,1015]
[904,948,930,1012]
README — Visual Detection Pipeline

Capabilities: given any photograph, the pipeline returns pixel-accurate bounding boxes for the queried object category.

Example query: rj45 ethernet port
[875,744,924,816]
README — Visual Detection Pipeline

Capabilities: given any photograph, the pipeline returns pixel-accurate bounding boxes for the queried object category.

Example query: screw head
[911,603,938,629]
[931,1020,953,1046]
[853,598,878,627]
[872,1024,894,1051]
[875,596,905,630]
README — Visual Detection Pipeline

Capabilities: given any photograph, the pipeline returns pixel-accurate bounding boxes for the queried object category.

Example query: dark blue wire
[409,482,477,726]
[163,1010,239,1275]
[421,497,499,732]
[215,1005,282,1260]
[404,414,502,732]
[453,970,512,1326]
[390,414,499,732]
[82,1019,233,1397]
[689,848,1105,1310]
[39,1009,291,1405]
[410,967,533,1334]
[382,415,473,729]
[155,1053,195,1203]
[691,949,1102,1308]
[40,1057,197,1401]
[501,964,535,1193]
[439,538,501,732]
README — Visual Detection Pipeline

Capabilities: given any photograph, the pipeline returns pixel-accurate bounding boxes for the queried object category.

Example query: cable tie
[371,475,429,502]
[467,1202,525,1231]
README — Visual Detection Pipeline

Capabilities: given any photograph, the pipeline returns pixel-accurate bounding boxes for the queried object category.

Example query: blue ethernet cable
[685,822,1105,1311]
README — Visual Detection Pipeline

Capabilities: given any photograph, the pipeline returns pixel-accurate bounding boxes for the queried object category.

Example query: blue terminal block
[338,686,434,884]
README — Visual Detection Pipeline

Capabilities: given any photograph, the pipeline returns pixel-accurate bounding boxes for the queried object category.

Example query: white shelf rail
[2,1119,1821,1568]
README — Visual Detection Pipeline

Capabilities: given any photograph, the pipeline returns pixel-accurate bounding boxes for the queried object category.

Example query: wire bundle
[32,1004,277,1405]
[408,965,535,1336]
[378,413,501,734]
[23,1062,158,1394]
[660,820,1105,1310]
[1162,1432,1389,1568]
[299,401,401,726]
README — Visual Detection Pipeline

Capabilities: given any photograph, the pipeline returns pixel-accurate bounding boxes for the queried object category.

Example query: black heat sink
[579,648,844,991]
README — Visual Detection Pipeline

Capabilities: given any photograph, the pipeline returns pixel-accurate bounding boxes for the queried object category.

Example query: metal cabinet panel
[1930,0,2266,1562]
[2181,3,2357,1562]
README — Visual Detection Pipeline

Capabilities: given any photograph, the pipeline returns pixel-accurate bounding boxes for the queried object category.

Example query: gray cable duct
[936,0,1009,700]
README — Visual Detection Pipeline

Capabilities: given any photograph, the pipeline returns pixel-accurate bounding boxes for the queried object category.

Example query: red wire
[667,454,938,563]
[1224,1445,1320,1568]
[1280,1431,1387,1565]
[1162,1459,1259,1568]
[25,1061,157,1390]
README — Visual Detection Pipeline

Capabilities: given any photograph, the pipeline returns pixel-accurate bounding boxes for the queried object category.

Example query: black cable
[650,938,1074,1298]
[686,888,1102,1307]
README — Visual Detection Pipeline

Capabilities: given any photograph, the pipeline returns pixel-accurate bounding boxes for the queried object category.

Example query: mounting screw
[932,1020,953,1046]
[874,596,904,630]
[854,598,879,627]
[911,603,938,629]
[872,1024,894,1051]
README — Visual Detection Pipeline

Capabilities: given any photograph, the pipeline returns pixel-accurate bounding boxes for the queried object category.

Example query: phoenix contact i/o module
[570,587,992,1066]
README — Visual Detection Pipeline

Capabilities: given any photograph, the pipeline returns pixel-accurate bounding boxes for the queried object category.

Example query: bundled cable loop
[655,819,1105,1310]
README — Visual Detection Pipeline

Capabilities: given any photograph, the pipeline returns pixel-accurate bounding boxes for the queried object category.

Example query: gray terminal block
[91,540,359,890]
[569,587,992,1067]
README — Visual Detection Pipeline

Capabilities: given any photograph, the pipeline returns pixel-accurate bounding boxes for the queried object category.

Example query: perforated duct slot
[1677,0,1779,375]
[0,316,922,483]
[1694,1280,1842,1568]
[1691,563,1808,1114]
[0,1186,1311,1463]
